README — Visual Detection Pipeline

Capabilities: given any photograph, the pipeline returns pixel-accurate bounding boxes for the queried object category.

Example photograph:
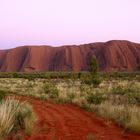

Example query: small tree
[89,56,100,86]
[81,56,100,86]
[89,56,99,76]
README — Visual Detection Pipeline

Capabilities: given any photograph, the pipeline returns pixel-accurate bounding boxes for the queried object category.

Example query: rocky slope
[0,40,140,72]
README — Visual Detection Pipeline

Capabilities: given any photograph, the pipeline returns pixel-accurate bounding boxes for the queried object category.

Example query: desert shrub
[92,101,140,133]
[71,97,89,109]
[81,74,101,87]
[82,77,101,86]
[65,92,76,103]
[90,77,101,86]
[0,90,7,101]
[87,92,106,105]
[0,97,37,139]
[26,77,36,81]
[127,92,140,104]
[78,72,82,79]
[111,84,138,96]
[111,83,140,105]
[44,82,59,99]
[57,94,75,104]
[12,73,19,78]
[112,86,129,95]
[16,103,37,136]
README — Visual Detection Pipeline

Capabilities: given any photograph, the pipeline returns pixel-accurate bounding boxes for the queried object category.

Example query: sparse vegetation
[0,90,7,101]
[89,56,98,75]
[87,92,106,105]
[0,97,37,139]
[0,71,139,80]
[91,101,140,133]
[83,57,101,86]
[0,72,139,134]
[43,82,59,99]
[16,102,37,136]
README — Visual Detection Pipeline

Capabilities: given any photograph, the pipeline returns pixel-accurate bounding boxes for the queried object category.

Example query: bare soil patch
[11,96,140,140]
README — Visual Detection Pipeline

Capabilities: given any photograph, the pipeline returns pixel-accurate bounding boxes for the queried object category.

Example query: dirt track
[17,97,140,140]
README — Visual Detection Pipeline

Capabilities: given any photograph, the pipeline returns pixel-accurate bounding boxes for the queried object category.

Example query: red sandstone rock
[0,40,140,72]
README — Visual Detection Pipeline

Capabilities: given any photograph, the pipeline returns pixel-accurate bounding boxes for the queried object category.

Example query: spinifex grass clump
[0,97,20,139]
[44,82,59,99]
[16,103,37,136]
[92,101,140,133]
[87,92,106,105]
[111,83,140,105]
[0,97,37,140]
[0,90,7,101]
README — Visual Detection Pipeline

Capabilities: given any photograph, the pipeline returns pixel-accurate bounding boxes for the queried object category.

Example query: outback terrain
[0,72,139,140]
[16,96,140,140]
[0,40,140,72]
[0,40,140,140]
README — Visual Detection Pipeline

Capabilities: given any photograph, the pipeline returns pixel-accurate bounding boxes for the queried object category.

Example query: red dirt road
[17,97,140,140]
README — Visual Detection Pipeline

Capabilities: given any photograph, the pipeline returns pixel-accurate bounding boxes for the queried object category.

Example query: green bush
[89,57,98,75]
[85,56,101,86]
[111,84,140,104]
[90,76,101,86]
[87,92,106,105]
[44,82,59,99]
[12,73,19,78]
[127,92,140,104]
[15,103,37,136]
[81,75,101,86]
[112,86,128,95]
[111,84,137,96]
[0,90,7,101]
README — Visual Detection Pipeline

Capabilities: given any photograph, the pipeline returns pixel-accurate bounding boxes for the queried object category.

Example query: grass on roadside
[0,97,37,140]
[91,101,140,133]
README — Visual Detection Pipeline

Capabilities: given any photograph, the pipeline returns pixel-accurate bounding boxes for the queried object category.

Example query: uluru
[0,40,140,72]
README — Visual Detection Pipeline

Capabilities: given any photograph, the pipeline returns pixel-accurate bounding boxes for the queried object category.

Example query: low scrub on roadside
[91,101,140,133]
[0,77,140,134]
[43,82,59,99]
[0,97,37,140]
[111,83,140,105]
[0,90,7,101]
[87,92,106,105]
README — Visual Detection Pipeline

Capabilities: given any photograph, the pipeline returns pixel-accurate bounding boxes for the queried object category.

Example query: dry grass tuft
[0,97,37,139]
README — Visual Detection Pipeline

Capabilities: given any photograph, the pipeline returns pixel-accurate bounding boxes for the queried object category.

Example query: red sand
[9,96,140,140]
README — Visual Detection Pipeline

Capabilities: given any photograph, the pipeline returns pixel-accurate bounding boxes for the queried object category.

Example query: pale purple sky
[0,0,140,49]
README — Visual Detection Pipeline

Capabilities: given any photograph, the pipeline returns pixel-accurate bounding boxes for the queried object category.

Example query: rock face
[0,40,140,72]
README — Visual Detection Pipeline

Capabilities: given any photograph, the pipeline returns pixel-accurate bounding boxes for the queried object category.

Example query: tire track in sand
[17,96,140,140]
